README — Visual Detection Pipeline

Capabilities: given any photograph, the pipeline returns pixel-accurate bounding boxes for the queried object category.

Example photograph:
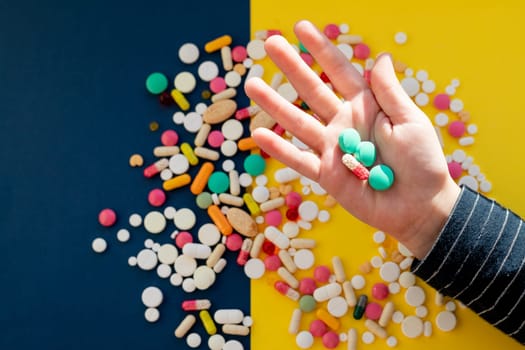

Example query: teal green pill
[145,72,168,95]
[299,295,317,313]
[244,154,266,176]
[196,192,213,209]
[298,42,309,53]
[368,164,395,191]
[353,295,368,320]
[338,128,361,154]
[355,141,376,167]
[208,171,230,194]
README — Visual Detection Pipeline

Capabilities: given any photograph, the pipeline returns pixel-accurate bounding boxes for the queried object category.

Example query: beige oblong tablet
[203,99,237,124]
[174,314,196,338]
[222,324,250,336]
[226,208,257,237]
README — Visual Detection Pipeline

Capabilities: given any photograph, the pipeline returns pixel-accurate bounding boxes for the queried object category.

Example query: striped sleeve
[411,185,525,344]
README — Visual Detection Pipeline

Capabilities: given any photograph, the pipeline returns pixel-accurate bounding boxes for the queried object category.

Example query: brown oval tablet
[226,207,257,237]
[249,110,276,132]
[202,99,237,124]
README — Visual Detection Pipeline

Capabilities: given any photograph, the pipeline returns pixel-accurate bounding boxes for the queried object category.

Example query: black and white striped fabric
[412,185,525,344]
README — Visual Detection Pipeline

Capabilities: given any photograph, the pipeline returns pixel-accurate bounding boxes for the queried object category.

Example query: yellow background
[250,0,525,349]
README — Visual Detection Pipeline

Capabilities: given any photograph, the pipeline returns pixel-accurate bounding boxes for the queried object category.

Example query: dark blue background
[0,1,252,349]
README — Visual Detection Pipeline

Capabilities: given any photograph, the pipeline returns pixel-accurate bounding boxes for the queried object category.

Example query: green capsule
[355,141,376,167]
[353,295,368,320]
[338,128,361,154]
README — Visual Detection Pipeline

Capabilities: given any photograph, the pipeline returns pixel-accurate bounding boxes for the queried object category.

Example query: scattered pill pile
[92,21,492,350]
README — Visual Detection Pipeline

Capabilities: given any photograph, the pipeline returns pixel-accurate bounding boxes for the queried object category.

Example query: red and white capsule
[342,153,369,180]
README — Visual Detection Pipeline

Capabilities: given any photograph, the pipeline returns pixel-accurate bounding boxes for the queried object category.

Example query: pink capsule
[143,158,169,178]
[236,238,252,266]
[341,153,370,180]
[274,280,300,301]
[182,299,211,311]
[235,105,260,120]
[254,29,282,40]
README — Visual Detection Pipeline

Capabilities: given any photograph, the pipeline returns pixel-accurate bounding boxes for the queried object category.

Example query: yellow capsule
[163,174,191,191]
[170,89,190,111]
[242,193,261,216]
[199,310,217,335]
[181,142,199,166]
[204,34,232,53]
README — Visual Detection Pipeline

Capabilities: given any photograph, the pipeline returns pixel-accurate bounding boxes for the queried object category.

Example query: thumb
[370,53,419,124]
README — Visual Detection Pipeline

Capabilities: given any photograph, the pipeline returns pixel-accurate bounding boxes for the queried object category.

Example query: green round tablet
[208,171,230,194]
[355,141,376,167]
[338,128,361,154]
[196,192,213,209]
[368,164,394,191]
[299,295,317,313]
[145,72,168,95]
[244,154,266,176]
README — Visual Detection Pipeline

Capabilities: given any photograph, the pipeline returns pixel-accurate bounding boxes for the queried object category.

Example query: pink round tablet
[372,282,389,300]
[285,191,302,209]
[323,24,340,39]
[448,120,466,138]
[207,130,224,148]
[225,233,243,251]
[322,331,340,349]
[175,231,193,248]
[210,77,227,94]
[161,129,179,146]
[354,43,371,60]
[313,265,331,283]
[365,302,383,321]
[264,255,281,271]
[98,208,117,227]
[148,188,166,207]
[434,93,451,110]
[231,45,248,62]
[448,161,463,179]
[265,209,282,227]
[299,277,317,295]
[309,319,328,337]
[300,52,314,67]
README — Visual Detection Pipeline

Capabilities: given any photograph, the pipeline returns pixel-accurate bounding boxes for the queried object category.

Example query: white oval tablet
[92,237,107,253]
[136,249,158,271]
[169,154,190,175]
[193,265,216,290]
[174,254,197,277]
[294,249,315,270]
[244,258,265,279]
[141,286,163,308]
[173,208,196,230]
[277,82,298,103]
[223,340,244,350]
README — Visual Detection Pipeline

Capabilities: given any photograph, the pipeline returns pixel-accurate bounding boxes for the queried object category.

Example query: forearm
[412,186,525,344]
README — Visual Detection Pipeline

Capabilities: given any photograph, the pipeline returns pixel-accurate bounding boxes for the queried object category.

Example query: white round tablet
[255,174,268,186]
[144,238,154,248]
[169,154,190,175]
[371,256,383,268]
[174,254,197,277]
[450,98,464,113]
[317,210,330,223]
[179,42,199,64]
[392,311,404,324]
[296,331,314,349]
[141,286,163,308]
[351,274,366,290]
[170,273,183,286]
[174,71,196,93]
[244,258,265,279]
[182,277,196,293]
[198,61,219,82]
[389,282,401,294]
[186,332,201,348]
[129,213,142,227]
[386,335,398,347]
[225,70,242,87]
[172,111,185,124]
[380,262,400,282]
[157,263,172,279]
[144,307,160,323]
[208,334,226,350]
[143,211,166,234]
[436,311,457,332]
[251,186,270,203]
[160,169,173,183]
[416,305,428,318]
[157,243,178,264]
[198,223,221,246]
[163,206,176,219]
[220,140,237,157]
[92,237,107,253]
[184,112,203,133]
[401,316,424,338]
[222,159,235,172]
[194,265,216,290]
[434,112,449,126]
[415,92,429,106]
[173,208,196,230]
[277,82,298,103]
[401,77,419,97]
[222,119,244,140]
[116,228,130,243]
[422,79,436,93]
[283,222,300,238]
[136,249,158,271]
[362,331,375,344]
[238,172,253,187]
[327,296,348,318]
[246,39,266,60]
[298,200,319,222]
[294,249,315,270]
[128,256,137,267]
[372,230,386,244]
[195,102,208,115]
[399,271,416,288]
[405,286,426,307]
[394,31,408,44]
[337,43,353,59]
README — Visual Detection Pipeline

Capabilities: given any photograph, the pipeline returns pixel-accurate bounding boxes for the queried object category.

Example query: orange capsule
[316,308,340,330]
[163,174,191,191]
[190,162,214,195]
[207,205,232,235]
[204,34,232,53]
[237,137,258,151]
